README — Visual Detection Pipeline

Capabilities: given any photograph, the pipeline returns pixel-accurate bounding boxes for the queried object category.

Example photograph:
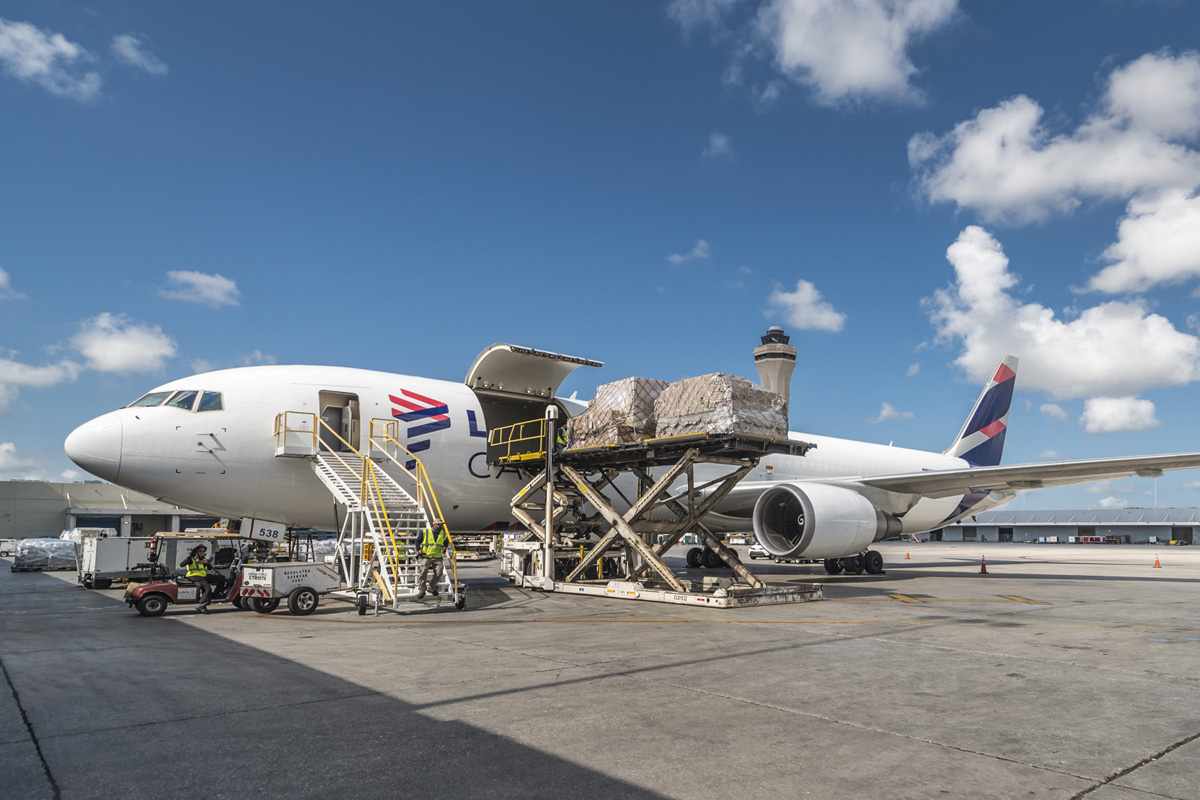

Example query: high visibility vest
[185,558,208,578]
[420,527,448,558]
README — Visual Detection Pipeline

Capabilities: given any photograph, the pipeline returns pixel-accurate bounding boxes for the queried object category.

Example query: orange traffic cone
[979,555,989,575]
[1153,555,1162,569]
[905,551,911,560]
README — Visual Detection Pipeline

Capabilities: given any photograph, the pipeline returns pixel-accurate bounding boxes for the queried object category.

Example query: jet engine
[751,482,902,560]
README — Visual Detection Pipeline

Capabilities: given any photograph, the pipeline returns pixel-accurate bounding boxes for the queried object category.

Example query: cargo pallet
[495,409,823,608]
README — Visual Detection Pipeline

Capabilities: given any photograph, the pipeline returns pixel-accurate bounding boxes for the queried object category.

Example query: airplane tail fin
[947,355,1018,467]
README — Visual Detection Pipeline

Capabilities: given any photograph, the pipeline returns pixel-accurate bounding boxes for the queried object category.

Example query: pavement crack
[0,656,61,800]
[39,688,382,744]
[646,676,1101,787]
[1069,729,1200,800]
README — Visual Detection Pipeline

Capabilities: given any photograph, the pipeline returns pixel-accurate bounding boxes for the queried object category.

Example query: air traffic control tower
[754,325,797,405]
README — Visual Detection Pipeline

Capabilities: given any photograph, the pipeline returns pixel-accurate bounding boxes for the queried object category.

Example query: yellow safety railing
[367,418,459,591]
[487,417,551,464]
[274,410,319,453]
[272,411,420,598]
[363,459,406,595]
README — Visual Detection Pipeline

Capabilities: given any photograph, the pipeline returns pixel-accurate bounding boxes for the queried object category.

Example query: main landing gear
[824,550,885,576]
[686,547,725,569]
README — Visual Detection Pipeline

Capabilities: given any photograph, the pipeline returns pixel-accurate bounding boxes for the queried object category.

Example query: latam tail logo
[949,356,1018,468]
[390,389,450,455]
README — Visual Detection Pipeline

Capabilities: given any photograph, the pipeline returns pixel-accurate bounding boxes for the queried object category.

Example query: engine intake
[752,482,901,559]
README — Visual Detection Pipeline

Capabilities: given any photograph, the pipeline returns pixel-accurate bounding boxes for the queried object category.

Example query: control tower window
[128,391,172,407]
[197,391,223,412]
[166,390,199,411]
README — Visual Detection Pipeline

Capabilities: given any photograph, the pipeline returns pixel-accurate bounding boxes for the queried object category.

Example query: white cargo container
[79,536,157,588]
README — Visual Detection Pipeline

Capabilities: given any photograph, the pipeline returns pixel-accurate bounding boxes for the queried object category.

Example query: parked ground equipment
[79,534,156,588]
[238,561,341,616]
[124,532,249,617]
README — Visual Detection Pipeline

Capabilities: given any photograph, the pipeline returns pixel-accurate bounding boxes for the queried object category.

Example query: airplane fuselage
[64,365,1011,535]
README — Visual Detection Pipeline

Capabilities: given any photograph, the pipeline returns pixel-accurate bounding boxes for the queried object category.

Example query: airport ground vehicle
[124,533,251,617]
[0,539,16,557]
[238,561,341,616]
[79,535,156,588]
[748,543,769,560]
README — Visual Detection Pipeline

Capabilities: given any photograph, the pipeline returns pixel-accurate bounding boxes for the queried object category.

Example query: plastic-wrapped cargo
[12,538,78,572]
[654,373,787,440]
[567,377,669,448]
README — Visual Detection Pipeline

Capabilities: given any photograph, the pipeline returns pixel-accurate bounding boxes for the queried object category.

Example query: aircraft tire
[823,558,844,575]
[701,548,723,569]
[863,550,885,575]
[685,548,703,568]
[842,555,864,575]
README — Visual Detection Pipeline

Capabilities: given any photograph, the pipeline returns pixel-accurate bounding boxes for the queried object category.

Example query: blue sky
[3,1,1200,510]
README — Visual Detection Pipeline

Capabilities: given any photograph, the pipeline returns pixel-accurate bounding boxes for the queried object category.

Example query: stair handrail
[363,459,406,592]
[367,418,458,590]
[276,410,414,597]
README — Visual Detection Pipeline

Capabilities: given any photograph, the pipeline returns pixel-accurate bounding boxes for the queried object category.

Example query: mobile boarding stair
[274,413,465,614]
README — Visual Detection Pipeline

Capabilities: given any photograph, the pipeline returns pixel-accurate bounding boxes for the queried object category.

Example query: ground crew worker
[416,523,449,599]
[179,545,226,611]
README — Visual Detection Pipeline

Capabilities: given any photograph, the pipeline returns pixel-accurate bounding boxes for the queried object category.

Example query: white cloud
[0,357,81,413]
[71,313,176,373]
[1184,480,1200,490]
[0,442,35,478]
[702,131,733,158]
[161,270,240,308]
[1088,190,1200,293]
[1040,403,1068,420]
[906,362,920,377]
[766,278,845,331]
[111,34,167,76]
[929,226,1200,399]
[239,350,277,366]
[910,53,1200,224]
[668,0,741,32]
[1106,51,1200,141]
[0,19,101,100]
[190,358,214,373]
[1039,449,1058,460]
[667,239,711,265]
[670,0,957,104]
[0,267,25,299]
[757,0,957,103]
[1098,495,1127,510]
[1080,396,1159,434]
[60,469,80,481]
[869,401,913,423]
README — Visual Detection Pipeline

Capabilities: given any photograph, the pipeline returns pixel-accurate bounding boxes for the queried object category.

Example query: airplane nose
[64,413,124,483]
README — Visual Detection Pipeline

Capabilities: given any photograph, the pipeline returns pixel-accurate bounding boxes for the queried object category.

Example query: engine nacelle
[752,482,901,559]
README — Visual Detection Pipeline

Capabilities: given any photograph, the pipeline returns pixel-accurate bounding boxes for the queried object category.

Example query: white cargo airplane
[65,344,1200,574]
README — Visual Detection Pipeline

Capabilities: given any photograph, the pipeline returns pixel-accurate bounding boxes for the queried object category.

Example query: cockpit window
[166,390,199,411]
[197,391,223,412]
[128,391,172,407]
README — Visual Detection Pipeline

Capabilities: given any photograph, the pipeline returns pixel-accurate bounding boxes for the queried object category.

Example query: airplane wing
[857,452,1200,497]
[703,452,1200,513]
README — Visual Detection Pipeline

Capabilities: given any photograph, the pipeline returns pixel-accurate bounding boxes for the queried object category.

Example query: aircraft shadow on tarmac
[0,567,671,800]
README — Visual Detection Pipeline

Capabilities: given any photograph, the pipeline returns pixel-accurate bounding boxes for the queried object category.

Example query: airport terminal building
[0,480,217,539]
[938,508,1198,545]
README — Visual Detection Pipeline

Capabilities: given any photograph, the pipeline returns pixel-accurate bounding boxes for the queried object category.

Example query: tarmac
[1,541,1198,800]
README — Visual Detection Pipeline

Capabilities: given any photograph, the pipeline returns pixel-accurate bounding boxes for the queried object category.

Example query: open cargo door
[465,344,602,462]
